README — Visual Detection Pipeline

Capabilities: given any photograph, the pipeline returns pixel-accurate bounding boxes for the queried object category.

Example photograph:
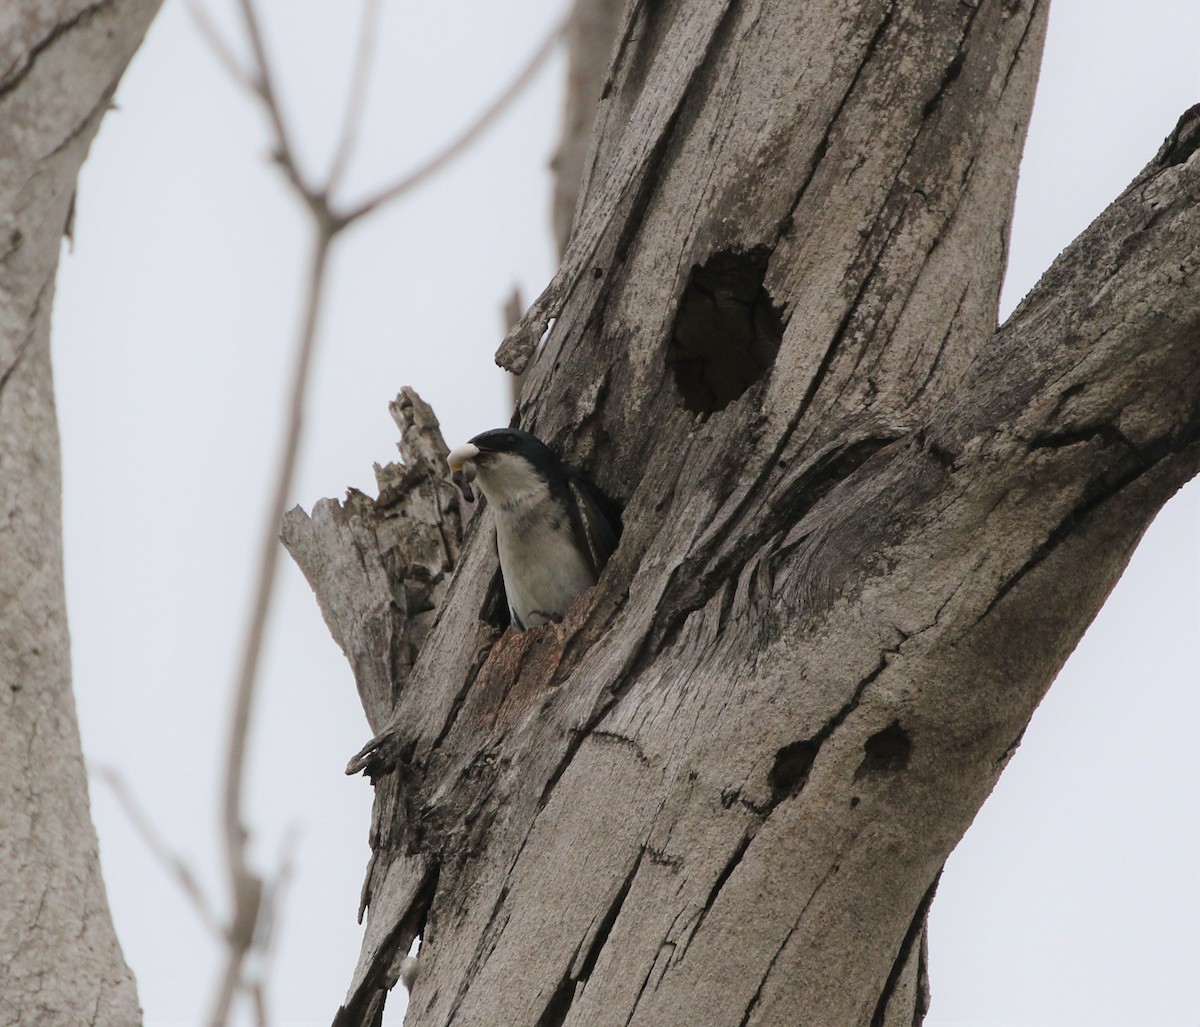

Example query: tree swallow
[447,428,618,630]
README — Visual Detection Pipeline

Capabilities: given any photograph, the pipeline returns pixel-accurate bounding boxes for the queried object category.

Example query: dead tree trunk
[284,2,1200,1023]
[0,3,162,1024]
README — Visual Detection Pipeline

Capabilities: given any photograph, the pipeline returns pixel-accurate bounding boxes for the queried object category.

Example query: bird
[446,428,619,630]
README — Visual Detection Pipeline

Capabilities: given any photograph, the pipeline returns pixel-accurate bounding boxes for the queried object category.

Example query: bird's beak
[447,442,480,502]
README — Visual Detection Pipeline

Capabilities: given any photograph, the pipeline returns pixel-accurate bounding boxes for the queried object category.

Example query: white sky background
[51,1,1198,1025]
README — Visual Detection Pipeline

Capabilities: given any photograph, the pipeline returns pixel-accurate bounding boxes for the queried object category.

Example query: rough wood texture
[283,388,471,1025]
[0,3,163,1024]
[289,2,1200,1024]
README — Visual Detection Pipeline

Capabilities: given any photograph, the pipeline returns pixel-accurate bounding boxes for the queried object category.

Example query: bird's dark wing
[567,476,619,578]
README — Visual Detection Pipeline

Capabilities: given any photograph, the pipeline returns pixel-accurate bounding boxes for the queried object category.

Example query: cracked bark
[0,3,163,1025]
[287,2,1200,1024]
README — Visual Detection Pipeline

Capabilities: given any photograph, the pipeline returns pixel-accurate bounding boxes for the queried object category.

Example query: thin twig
[187,3,569,1021]
[235,0,313,197]
[325,0,384,194]
[245,825,301,1027]
[340,17,566,224]
[193,3,564,230]
[95,767,223,939]
[208,230,334,1027]
[184,0,255,93]
[197,5,342,1022]
[251,983,268,1027]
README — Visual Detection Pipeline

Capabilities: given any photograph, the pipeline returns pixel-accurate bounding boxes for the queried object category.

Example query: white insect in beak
[447,441,480,501]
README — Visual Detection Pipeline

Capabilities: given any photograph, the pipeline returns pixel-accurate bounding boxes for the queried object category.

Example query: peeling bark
[288,3,1200,1024]
[284,389,469,1026]
[0,3,163,1025]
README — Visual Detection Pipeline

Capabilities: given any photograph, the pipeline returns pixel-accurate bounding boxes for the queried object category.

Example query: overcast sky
[52,1,1198,1024]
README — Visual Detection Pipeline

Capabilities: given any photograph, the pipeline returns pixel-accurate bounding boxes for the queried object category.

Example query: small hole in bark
[768,738,818,802]
[667,246,784,414]
[855,721,911,780]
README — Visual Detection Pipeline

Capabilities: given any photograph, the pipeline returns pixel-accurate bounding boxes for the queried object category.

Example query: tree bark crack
[868,871,939,1027]
[909,279,970,406]
[0,2,112,100]
[681,830,754,954]
[0,330,34,400]
[46,86,115,161]
[287,9,1200,1026]
[573,846,647,984]
[998,0,1043,94]
[735,856,846,1027]
[981,420,1200,622]
[499,0,745,375]
[1027,422,1136,452]
[775,4,898,245]
[655,430,906,658]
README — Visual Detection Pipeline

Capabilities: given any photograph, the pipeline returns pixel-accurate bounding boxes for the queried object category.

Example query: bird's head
[447,428,563,507]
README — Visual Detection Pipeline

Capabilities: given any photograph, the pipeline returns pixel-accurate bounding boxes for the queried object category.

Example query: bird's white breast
[475,454,596,627]
[496,512,595,627]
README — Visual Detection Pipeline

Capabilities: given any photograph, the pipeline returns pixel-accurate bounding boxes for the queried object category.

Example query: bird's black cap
[467,428,568,481]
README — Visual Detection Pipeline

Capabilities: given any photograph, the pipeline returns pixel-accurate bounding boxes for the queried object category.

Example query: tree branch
[184,0,254,93]
[325,0,384,194]
[96,768,222,939]
[200,4,346,1020]
[235,0,314,198]
[191,2,567,1016]
[282,389,470,735]
[339,17,566,224]
[209,231,333,1027]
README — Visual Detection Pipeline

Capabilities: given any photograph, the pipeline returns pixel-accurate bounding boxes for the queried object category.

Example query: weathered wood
[288,2,1200,1024]
[283,389,470,734]
[283,388,469,1023]
[0,3,164,1024]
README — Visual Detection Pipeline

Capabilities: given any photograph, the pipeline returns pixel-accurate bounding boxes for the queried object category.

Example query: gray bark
[285,1,1200,1024]
[0,3,162,1024]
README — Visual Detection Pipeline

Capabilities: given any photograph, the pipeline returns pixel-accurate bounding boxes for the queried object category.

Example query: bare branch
[246,827,301,1027]
[257,828,300,969]
[185,0,254,93]
[208,231,334,1027]
[189,3,367,1019]
[235,0,315,198]
[95,768,222,939]
[251,983,268,1027]
[341,17,565,224]
[190,4,564,1021]
[325,0,384,194]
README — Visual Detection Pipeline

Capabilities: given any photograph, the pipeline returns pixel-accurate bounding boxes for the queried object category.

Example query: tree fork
[285,3,1200,1024]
